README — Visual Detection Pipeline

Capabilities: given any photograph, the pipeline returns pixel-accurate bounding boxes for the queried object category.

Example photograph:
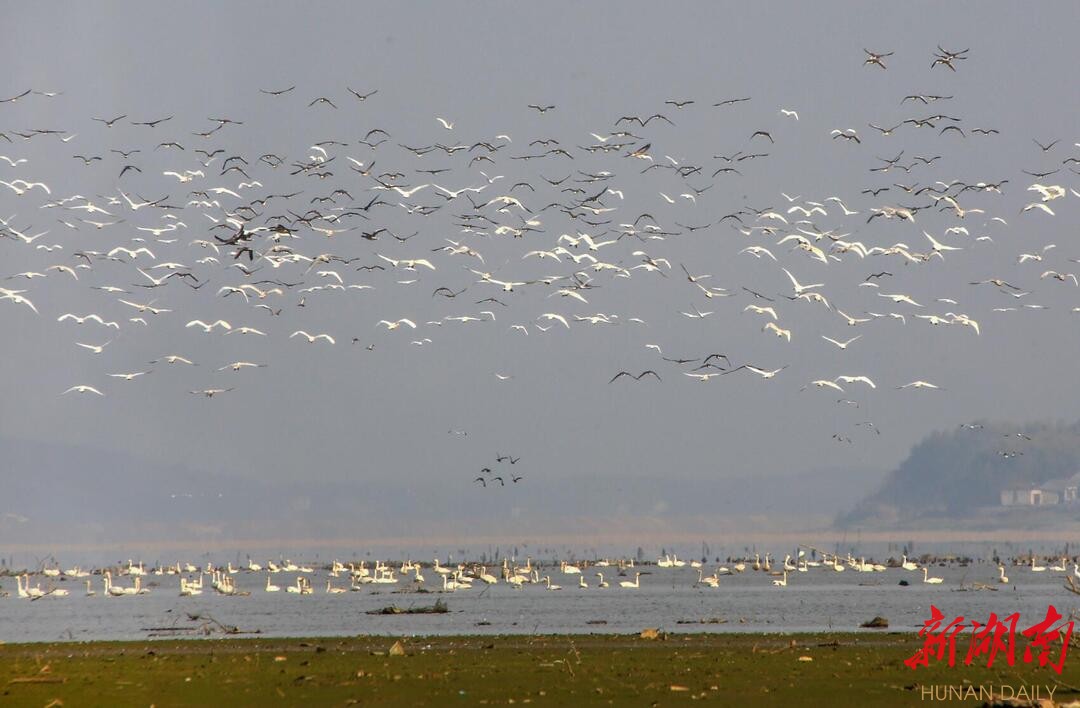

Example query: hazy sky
[3,2,1080,550]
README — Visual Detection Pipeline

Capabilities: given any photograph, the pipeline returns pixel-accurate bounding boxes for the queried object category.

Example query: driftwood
[366,599,448,615]
[144,612,261,636]
[29,588,67,602]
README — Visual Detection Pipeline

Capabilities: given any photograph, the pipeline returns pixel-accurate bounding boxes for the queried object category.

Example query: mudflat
[1,632,1075,706]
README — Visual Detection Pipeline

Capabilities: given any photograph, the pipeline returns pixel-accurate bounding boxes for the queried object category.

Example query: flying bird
[291,330,336,344]
[898,380,940,390]
[377,319,417,330]
[863,49,893,69]
[821,335,861,349]
[609,370,661,383]
[63,385,103,396]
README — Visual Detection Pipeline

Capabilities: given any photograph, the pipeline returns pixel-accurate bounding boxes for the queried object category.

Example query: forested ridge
[838,420,1080,526]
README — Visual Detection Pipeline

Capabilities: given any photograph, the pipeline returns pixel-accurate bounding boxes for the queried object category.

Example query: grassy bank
[1,633,1076,706]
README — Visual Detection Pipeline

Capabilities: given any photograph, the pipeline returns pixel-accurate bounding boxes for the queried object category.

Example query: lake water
[2,561,1075,643]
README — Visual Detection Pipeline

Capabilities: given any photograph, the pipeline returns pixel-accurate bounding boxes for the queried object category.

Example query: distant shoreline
[5,526,1080,556]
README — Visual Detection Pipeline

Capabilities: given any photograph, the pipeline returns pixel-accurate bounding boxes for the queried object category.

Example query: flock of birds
[2,43,1079,481]
[474,452,524,487]
[6,549,1077,598]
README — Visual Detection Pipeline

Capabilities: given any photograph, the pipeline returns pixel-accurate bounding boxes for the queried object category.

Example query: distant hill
[836,420,1080,527]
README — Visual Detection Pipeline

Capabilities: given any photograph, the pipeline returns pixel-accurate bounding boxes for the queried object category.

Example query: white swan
[373,569,399,584]
[595,573,609,588]
[62,385,104,396]
[772,571,788,587]
[998,566,1009,584]
[901,555,918,571]
[104,572,125,596]
[922,567,943,584]
[26,575,46,598]
[1031,558,1046,572]
[376,319,416,331]
[17,575,44,598]
[619,573,641,589]
[110,572,141,595]
[265,575,280,592]
[290,330,335,344]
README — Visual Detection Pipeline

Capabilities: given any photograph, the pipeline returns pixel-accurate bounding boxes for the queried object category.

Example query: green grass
[1,633,1076,707]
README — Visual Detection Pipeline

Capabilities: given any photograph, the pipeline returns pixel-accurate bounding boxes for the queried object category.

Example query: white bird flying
[109,371,150,380]
[186,319,232,333]
[878,293,923,307]
[538,313,570,328]
[898,380,940,390]
[291,330,336,344]
[835,375,876,389]
[377,319,417,330]
[821,335,861,349]
[63,385,103,396]
[763,322,792,341]
[803,380,844,392]
[781,268,823,295]
[744,304,778,320]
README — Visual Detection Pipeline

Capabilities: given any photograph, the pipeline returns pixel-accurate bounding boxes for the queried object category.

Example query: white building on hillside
[1000,473,1080,507]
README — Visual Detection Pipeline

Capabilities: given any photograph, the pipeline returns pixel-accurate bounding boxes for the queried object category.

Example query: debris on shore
[143,612,262,637]
[366,599,448,615]
[677,617,727,625]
